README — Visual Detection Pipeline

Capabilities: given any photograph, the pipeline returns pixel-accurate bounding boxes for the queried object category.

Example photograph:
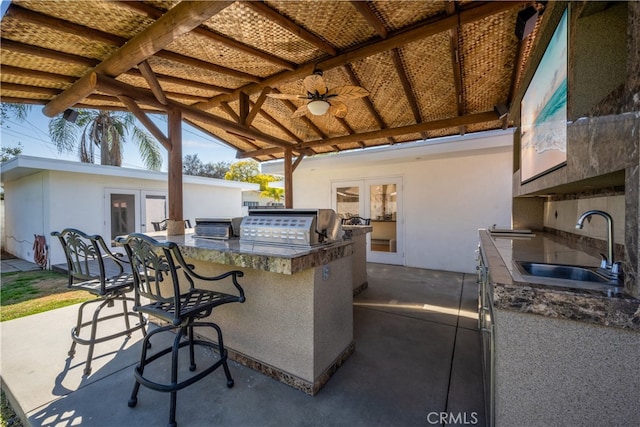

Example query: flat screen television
[520,9,568,184]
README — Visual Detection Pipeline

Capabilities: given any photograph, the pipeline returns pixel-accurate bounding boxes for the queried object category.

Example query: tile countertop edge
[479,230,640,331]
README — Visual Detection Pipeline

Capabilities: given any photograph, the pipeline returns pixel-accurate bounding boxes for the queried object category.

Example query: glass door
[141,191,167,233]
[104,189,143,252]
[365,178,403,265]
[332,180,364,221]
[332,177,403,265]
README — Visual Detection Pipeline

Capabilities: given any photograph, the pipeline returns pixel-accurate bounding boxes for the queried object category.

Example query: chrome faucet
[575,210,619,276]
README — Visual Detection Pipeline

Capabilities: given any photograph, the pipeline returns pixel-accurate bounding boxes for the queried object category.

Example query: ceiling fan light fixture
[307,99,330,116]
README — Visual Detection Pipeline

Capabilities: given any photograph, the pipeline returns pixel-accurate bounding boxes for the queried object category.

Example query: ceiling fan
[267,71,369,119]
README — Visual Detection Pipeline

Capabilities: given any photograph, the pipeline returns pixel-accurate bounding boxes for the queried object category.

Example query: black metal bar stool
[117,233,246,427]
[341,216,371,225]
[51,228,148,376]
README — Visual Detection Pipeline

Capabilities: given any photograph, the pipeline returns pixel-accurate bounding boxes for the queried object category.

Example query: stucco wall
[3,173,47,263]
[278,140,513,274]
[3,167,248,266]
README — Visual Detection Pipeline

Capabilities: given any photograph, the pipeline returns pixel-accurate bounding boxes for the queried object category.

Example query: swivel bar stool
[117,233,246,427]
[51,228,147,376]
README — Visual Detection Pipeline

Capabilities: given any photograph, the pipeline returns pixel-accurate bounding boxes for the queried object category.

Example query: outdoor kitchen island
[149,231,356,396]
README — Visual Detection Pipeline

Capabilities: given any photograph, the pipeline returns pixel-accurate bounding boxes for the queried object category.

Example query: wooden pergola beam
[340,4,396,147]
[0,65,77,84]
[238,111,498,158]
[220,96,314,157]
[1,57,231,98]
[336,117,366,149]
[5,4,125,45]
[391,48,427,139]
[251,101,302,144]
[93,73,298,151]
[118,0,296,71]
[138,60,168,106]
[298,111,497,149]
[350,0,388,38]
[197,1,525,111]
[245,1,337,56]
[125,68,232,94]
[7,3,261,86]
[42,0,233,117]
[238,92,250,125]
[155,50,261,83]
[1,38,99,68]
[292,154,305,172]
[245,87,271,127]
[445,0,466,135]
[117,95,172,150]
[1,83,62,96]
[182,117,277,161]
[343,64,395,145]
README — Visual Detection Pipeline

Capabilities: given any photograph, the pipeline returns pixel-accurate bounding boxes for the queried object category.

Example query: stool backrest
[151,220,168,231]
[117,233,177,305]
[51,228,128,290]
[341,216,371,226]
[117,233,245,325]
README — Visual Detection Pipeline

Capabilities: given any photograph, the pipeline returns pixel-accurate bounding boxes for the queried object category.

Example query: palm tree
[49,109,162,170]
[0,103,31,125]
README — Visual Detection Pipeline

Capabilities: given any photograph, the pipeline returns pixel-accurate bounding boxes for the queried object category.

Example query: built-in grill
[193,218,242,240]
[240,209,342,247]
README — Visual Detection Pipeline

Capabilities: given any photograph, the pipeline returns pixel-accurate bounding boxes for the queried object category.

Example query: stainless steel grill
[240,209,342,247]
[193,218,242,240]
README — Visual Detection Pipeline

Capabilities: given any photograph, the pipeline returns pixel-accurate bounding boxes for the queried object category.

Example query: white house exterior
[1,156,258,266]
[262,129,514,274]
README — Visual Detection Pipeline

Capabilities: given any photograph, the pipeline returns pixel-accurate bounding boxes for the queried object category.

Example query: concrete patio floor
[1,263,485,426]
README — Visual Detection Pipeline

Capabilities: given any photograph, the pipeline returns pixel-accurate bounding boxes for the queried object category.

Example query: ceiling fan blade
[329,101,348,118]
[267,93,305,100]
[291,103,309,118]
[303,74,328,96]
[327,85,369,101]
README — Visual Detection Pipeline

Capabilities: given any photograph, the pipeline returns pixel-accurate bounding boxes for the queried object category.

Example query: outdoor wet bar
[151,209,356,395]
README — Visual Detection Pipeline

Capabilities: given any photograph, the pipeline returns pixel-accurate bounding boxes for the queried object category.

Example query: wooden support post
[167,108,184,235]
[284,148,293,208]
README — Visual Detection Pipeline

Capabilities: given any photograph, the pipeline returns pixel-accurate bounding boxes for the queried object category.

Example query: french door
[332,177,403,265]
[104,189,167,249]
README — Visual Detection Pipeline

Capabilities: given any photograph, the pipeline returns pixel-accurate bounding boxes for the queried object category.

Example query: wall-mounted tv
[520,9,568,184]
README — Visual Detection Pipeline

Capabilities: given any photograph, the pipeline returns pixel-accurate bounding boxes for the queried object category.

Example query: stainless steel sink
[515,261,609,283]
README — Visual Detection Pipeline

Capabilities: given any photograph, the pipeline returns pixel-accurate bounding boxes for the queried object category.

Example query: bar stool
[51,228,147,376]
[341,216,371,225]
[117,233,246,427]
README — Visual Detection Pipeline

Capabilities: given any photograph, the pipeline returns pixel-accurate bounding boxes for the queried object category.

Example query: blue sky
[1,106,241,171]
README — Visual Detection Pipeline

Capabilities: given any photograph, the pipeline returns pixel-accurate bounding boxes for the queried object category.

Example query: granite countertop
[479,230,640,330]
[153,233,354,275]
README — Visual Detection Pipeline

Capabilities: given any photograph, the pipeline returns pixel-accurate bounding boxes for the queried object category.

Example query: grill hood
[240,208,343,247]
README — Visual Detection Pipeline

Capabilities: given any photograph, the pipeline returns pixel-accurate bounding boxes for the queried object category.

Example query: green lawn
[0,269,93,322]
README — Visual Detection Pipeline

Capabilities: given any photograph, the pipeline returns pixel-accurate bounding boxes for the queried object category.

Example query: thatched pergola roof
[1,0,546,163]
